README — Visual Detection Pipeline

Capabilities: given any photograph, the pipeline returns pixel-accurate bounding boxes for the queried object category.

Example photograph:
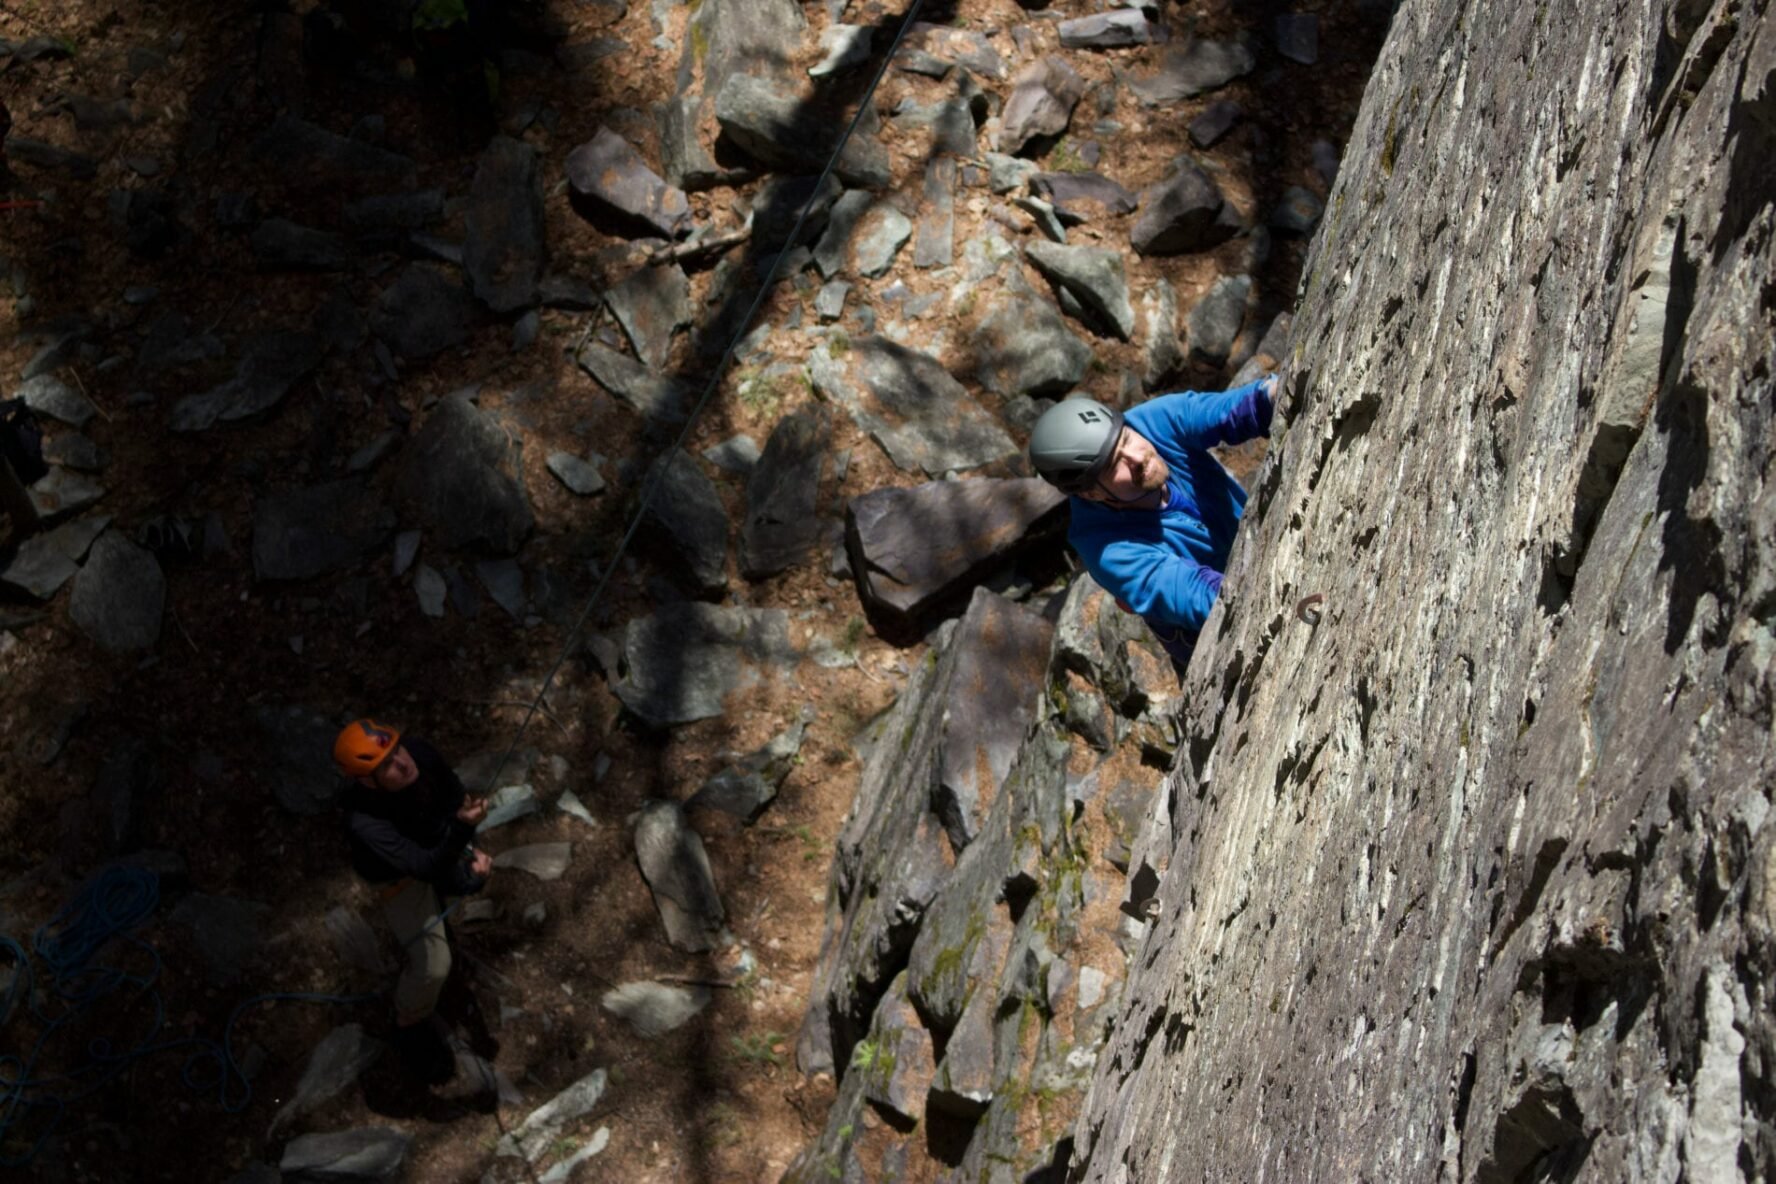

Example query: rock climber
[1027,374,1279,674]
[333,718,491,1081]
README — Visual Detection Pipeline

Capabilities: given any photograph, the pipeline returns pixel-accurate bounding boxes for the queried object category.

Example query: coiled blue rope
[0,865,377,1167]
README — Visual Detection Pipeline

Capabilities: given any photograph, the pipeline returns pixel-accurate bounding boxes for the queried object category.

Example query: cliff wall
[1070,0,1776,1179]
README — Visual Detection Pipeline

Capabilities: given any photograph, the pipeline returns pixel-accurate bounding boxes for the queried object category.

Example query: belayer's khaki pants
[381,878,451,1025]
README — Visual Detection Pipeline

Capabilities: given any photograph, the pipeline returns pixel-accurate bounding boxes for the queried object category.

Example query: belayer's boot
[391,1016,456,1085]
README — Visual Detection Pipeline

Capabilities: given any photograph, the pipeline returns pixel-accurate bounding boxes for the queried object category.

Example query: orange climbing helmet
[333,718,401,777]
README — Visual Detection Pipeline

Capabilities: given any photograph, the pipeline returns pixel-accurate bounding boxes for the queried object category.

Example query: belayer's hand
[469,848,493,878]
[456,796,488,826]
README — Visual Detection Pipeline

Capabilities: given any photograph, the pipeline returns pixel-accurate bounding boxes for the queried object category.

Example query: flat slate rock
[687,714,808,821]
[846,478,1067,625]
[493,842,572,881]
[1187,274,1252,365]
[0,513,110,600]
[633,800,725,951]
[575,342,693,429]
[463,135,546,313]
[1131,160,1244,256]
[972,289,1091,399]
[1129,39,1255,106]
[269,1024,384,1137]
[475,557,526,619]
[393,395,534,554]
[808,337,1017,476]
[253,115,417,190]
[546,451,605,495]
[601,981,712,1037]
[1059,10,1160,48]
[69,532,164,652]
[279,1128,410,1180]
[1143,277,1183,386]
[1031,172,1139,218]
[1275,13,1319,64]
[252,479,396,581]
[714,74,891,189]
[565,127,691,239]
[370,264,479,359]
[16,373,97,427]
[169,331,326,432]
[1271,184,1325,234]
[641,448,730,594]
[605,263,692,369]
[1025,241,1135,340]
[613,602,798,728]
[499,1067,607,1162]
[741,407,830,578]
[998,57,1086,156]
[703,434,760,473]
[1188,100,1244,149]
[27,469,106,524]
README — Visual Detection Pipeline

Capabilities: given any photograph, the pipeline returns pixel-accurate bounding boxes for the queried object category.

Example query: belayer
[1027,374,1279,675]
[333,718,492,1082]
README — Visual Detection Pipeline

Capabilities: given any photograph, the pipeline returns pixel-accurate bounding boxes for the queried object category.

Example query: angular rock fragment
[69,532,164,652]
[1130,160,1244,255]
[1186,274,1252,366]
[641,448,729,595]
[997,57,1086,156]
[601,983,711,1037]
[0,514,110,600]
[492,842,572,881]
[279,1129,410,1181]
[809,337,1017,476]
[575,342,694,430]
[632,800,725,951]
[742,406,830,578]
[1031,171,1139,218]
[1059,11,1160,49]
[16,373,96,427]
[972,289,1092,399]
[565,128,691,239]
[846,478,1066,626]
[464,135,546,313]
[269,1024,384,1137]
[393,395,533,554]
[913,157,956,268]
[498,1068,607,1162]
[369,264,479,359]
[714,75,891,189]
[1129,39,1255,106]
[605,263,691,369]
[1025,241,1135,340]
[1188,100,1243,148]
[613,603,798,728]
[1143,277,1183,386]
[810,24,871,76]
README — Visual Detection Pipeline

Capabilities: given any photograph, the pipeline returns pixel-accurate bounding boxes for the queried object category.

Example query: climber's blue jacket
[1068,379,1274,660]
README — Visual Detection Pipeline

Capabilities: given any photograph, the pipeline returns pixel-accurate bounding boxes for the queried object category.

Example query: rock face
[1068,1,1776,1180]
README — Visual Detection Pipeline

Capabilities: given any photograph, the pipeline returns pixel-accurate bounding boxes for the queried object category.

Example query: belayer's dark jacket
[341,737,484,896]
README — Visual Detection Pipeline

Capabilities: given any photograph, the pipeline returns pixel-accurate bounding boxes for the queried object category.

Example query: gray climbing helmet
[1028,398,1124,493]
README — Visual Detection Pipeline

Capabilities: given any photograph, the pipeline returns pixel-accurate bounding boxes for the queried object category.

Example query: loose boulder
[393,394,534,554]
[1025,241,1135,340]
[69,532,164,652]
[463,135,546,313]
[565,127,691,239]
[632,800,726,951]
[1130,159,1244,255]
[612,603,799,728]
[741,406,830,578]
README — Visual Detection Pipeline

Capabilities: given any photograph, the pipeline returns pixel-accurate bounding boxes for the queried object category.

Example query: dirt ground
[0,0,1386,1180]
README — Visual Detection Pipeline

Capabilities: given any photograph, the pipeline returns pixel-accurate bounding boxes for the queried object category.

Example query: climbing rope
[473,0,931,799]
[0,865,376,1167]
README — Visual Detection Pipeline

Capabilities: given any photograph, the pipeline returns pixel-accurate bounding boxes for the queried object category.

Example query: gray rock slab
[27,469,106,524]
[1142,277,1183,387]
[498,1067,607,1162]
[741,406,830,578]
[1129,39,1255,106]
[633,800,725,951]
[972,289,1091,399]
[642,448,729,594]
[394,395,533,554]
[556,789,597,829]
[252,219,351,270]
[658,95,726,191]
[565,127,691,239]
[546,451,605,495]
[998,57,1086,156]
[1031,172,1139,218]
[69,532,164,652]
[16,373,96,427]
[464,136,546,313]
[1275,13,1319,65]
[252,480,395,581]
[169,893,269,985]
[1271,184,1325,234]
[414,565,446,617]
[750,171,844,254]
[0,514,110,600]
[345,189,444,233]
[42,432,105,472]
[493,842,572,881]
[169,331,325,431]
[854,204,914,278]
[913,157,956,269]
[538,1129,610,1183]
[1131,160,1244,255]
[687,714,808,821]
[703,434,761,474]
[810,23,871,76]
[369,264,478,359]
[1059,11,1160,48]
[613,602,798,728]
[269,1024,384,1137]
[1025,241,1135,340]
[814,280,850,321]
[846,478,1066,625]
[1189,100,1244,149]
[1186,274,1251,366]
[986,152,1038,194]
[279,1128,410,1180]
[812,189,874,279]
[714,74,890,189]
[575,342,693,429]
[1231,311,1293,387]
[601,981,711,1038]
[475,558,526,620]
[809,337,1017,476]
[680,0,808,101]
[478,783,541,833]
[605,263,691,368]
[253,115,417,190]
[912,24,1005,79]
